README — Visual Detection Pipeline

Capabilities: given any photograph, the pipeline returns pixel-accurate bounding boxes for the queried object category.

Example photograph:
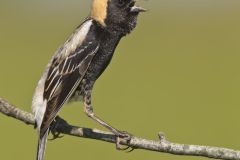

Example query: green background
[1,0,240,159]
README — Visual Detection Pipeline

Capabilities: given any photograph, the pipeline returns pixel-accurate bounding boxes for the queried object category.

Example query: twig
[0,97,240,160]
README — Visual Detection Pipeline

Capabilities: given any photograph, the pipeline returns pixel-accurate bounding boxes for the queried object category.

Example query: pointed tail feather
[36,129,49,160]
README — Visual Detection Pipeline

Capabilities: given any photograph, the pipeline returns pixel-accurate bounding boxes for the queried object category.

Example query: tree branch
[0,97,240,160]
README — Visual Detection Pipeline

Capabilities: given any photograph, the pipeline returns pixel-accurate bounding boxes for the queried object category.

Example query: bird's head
[91,0,146,35]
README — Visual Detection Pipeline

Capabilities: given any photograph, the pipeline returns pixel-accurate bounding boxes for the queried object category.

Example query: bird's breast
[70,29,122,102]
[85,34,122,82]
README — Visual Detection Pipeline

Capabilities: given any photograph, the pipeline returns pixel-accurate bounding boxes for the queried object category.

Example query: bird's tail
[36,129,49,160]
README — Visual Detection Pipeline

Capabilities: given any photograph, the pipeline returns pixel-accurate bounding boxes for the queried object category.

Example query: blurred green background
[1,0,240,159]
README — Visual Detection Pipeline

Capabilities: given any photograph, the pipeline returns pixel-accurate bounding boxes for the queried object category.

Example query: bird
[32,0,146,160]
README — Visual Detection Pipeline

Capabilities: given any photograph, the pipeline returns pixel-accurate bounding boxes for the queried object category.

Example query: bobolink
[32,0,146,160]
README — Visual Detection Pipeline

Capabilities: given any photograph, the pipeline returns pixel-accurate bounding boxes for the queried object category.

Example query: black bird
[32,0,146,159]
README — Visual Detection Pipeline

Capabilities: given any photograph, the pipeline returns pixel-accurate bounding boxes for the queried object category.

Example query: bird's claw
[117,131,132,140]
[115,131,133,151]
[48,116,65,140]
[49,130,64,140]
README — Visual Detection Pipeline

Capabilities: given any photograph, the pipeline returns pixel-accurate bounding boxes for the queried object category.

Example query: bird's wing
[40,40,99,137]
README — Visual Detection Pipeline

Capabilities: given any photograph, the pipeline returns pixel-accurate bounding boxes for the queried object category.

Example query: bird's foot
[115,131,133,151]
[49,130,63,140]
[49,116,65,140]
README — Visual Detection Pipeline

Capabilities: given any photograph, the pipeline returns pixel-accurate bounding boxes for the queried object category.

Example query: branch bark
[0,97,240,160]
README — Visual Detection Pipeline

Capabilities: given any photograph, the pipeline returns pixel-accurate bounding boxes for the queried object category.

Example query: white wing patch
[62,20,93,58]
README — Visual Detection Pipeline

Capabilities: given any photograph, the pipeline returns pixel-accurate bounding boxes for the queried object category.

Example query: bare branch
[0,97,240,160]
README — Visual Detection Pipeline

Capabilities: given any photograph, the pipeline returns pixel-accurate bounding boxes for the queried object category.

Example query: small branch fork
[0,97,240,160]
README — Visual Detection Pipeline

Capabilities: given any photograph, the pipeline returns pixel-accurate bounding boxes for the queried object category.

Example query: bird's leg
[84,90,131,149]
[49,116,65,140]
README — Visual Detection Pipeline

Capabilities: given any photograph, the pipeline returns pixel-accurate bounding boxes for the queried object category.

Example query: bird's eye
[118,0,125,7]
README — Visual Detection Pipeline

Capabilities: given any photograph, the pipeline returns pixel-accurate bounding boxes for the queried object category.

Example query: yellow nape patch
[91,0,108,26]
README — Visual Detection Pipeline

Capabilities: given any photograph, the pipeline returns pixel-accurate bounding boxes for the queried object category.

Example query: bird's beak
[130,6,147,13]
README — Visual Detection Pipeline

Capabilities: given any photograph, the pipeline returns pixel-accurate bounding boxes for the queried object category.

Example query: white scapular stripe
[63,20,93,58]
